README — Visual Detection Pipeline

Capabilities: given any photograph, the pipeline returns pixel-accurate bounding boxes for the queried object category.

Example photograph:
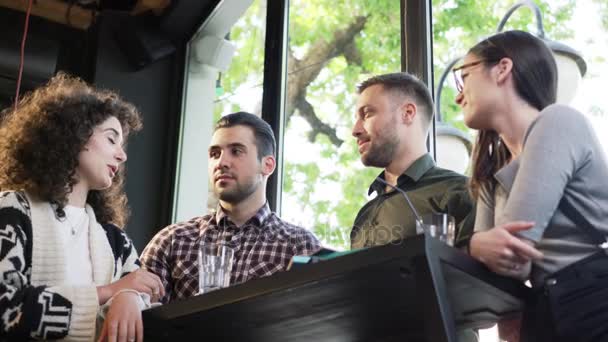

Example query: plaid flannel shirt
[140,203,321,303]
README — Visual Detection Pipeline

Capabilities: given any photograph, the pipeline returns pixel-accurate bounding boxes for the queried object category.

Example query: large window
[432,0,608,172]
[279,0,402,250]
[178,1,412,251]
[173,0,265,221]
[177,0,608,254]
[209,0,267,210]
[213,0,266,119]
[567,1,608,150]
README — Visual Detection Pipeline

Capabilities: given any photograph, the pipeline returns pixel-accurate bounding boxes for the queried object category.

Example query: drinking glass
[198,243,234,294]
[416,213,456,246]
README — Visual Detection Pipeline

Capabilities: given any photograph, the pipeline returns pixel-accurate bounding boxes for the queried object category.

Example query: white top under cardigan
[58,205,93,285]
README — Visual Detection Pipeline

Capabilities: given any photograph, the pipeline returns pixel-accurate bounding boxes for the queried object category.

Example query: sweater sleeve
[102,223,141,278]
[119,237,141,277]
[0,191,78,340]
[504,105,593,242]
[111,227,156,308]
[100,224,153,311]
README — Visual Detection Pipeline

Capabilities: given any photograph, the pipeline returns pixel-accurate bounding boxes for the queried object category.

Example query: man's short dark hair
[358,73,434,128]
[215,112,276,160]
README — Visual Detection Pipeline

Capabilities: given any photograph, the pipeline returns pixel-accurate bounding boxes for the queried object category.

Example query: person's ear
[400,102,417,125]
[495,57,514,84]
[261,155,276,176]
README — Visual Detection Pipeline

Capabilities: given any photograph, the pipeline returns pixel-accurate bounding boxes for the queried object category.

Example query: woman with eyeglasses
[0,73,164,342]
[455,30,608,342]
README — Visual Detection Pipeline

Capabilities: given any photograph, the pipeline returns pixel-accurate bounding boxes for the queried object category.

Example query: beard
[214,175,261,203]
[360,128,400,168]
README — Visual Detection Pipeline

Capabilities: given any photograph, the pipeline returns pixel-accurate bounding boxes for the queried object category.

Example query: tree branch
[296,97,344,146]
[343,41,364,69]
[285,16,367,147]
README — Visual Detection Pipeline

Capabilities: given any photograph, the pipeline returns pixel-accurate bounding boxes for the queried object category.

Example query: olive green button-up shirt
[351,154,475,249]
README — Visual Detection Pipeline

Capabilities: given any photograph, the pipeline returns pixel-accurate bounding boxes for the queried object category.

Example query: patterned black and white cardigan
[0,191,141,341]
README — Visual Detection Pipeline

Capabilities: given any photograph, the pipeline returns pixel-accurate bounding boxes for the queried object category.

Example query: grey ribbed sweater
[474,104,608,286]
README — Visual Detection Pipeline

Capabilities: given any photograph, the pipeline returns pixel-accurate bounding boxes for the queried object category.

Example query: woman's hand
[97,269,165,304]
[98,292,143,342]
[469,221,543,278]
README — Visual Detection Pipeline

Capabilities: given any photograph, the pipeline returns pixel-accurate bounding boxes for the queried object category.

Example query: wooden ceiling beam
[131,0,171,16]
[0,0,94,30]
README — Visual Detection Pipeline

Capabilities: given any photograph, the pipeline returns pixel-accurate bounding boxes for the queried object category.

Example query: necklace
[61,206,89,237]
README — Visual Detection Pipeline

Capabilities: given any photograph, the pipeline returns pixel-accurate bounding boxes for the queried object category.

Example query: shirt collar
[368,153,435,195]
[213,202,272,228]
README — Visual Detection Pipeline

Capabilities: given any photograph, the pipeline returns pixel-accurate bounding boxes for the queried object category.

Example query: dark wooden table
[143,234,530,342]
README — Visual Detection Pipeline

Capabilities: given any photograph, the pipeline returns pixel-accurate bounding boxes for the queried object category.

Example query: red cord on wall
[14,0,34,111]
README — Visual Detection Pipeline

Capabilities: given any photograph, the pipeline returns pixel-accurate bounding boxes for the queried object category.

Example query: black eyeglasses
[452,60,485,93]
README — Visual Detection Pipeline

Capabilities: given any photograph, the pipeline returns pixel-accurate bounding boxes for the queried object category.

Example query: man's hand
[97,269,165,305]
[98,292,143,342]
[470,221,543,278]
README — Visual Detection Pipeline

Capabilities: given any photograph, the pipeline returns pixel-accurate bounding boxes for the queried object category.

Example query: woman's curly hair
[0,73,142,228]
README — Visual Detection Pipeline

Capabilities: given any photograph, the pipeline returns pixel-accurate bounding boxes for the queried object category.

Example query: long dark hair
[469,30,557,198]
[0,73,142,227]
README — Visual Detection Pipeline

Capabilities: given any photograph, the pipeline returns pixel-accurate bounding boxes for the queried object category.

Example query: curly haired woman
[0,73,164,341]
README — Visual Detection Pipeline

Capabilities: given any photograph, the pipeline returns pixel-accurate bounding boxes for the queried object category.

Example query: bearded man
[350,73,474,250]
[141,112,320,303]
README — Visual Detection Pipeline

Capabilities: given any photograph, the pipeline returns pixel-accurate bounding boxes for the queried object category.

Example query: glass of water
[416,213,456,246]
[198,243,234,294]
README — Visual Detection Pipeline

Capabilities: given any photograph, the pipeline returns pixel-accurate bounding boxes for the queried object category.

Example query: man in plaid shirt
[140,112,321,303]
